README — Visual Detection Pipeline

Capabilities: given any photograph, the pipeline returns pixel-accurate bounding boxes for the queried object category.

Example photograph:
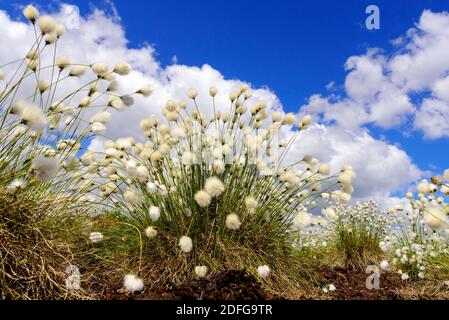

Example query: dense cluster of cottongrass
[0,5,151,299]
[1,5,448,300]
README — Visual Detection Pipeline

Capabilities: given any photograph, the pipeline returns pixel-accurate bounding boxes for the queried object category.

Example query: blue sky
[3,0,447,171]
[0,0,448,201]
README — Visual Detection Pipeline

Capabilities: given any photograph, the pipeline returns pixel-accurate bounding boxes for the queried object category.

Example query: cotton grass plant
[380,171,449,282]
[88,83,355,294]
[0,5,150,299]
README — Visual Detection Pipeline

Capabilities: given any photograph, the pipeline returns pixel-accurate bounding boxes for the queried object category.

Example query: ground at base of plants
[93,268,449,300]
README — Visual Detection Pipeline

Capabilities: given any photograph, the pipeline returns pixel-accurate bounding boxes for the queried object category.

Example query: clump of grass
[379,173,449,282]
[86,84,356,292]
[0,187,94,299]
[329,201,390,270]
[0,5,149,299]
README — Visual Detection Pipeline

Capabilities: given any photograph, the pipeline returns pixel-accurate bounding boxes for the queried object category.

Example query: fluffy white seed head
[423,206,448,229]
[187,88,198,99]
[10,100,27,115]
[37,80,50,93]
[124,274,144,293]
[213,160,225,174]
[179,235,193,253]
[149,206,161,221]
[318,163,330,175]
[272,112,282,122]
[145,226,158,239]
[114,62,131,75]
[338,172,353,186]
[91,62,109,76]
[194,190,211,207]
[89,232,104,243]
[225,213,241,230]
[56,56,70,69]
[293,210,312,229]
[124,188,143,206]
[441,185,449,195]
[90,111,111,124]
[380,260,389,271]
[23,5,39,22]
[69,65,87,77]
[137,85,152,97]
[31,156,60,182]
[194,266,208,278]
[44,31,57,44]
[91,122,106,134]
[321,207,337,220]
[244,196,258,210]
[38,15,55,34]
[209,86,217,97]
[417,180,431,194]
[7,179,26,194]
[282,113,296,125]
[257,265,271,278]
[55,23,65,38]
[204,177,225,197]
[300,115,312,128]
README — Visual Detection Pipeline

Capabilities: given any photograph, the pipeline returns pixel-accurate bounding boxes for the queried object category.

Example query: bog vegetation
[1,5,448,300]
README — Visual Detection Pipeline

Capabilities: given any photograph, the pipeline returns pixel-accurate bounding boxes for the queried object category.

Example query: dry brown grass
[0,189,94,300]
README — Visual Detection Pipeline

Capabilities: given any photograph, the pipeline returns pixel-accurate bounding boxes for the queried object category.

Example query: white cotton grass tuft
[209,86,217,97]
[44,32,57,45]
[204,176,225,197]
[194,190,211,207]
[20,104,47,132]
[318,163,330,175]
[148,206,161,221]
[338,172,353,187]
[124,274,144,293]
[417,180,431,194]
[69,65,87,77]
[225,213,241,230]
[90,111,111,124]
[37,80,50,93]
[423,206,448,230]
[244,196,258,210]
[7,179,26,194]
[91,62,108,76]
[145,226,157,239]
[89,232,104,243]
[179,235,193,253]
[10,100,26,115]
[23,4,39,22]
[136,85,152,97]
[321,207,337,220]
[113,62,131,75]
[194,266,208,278]
[379,260,389,271]
[38,15,55,34]
[124,188,143,206]
[91,122,106,134]
[257,265,270,278]
[55,23,65,38]
[293,210,312,229]
[31,156,60,182]
[187,88,198,99]
[56,56,70,69]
